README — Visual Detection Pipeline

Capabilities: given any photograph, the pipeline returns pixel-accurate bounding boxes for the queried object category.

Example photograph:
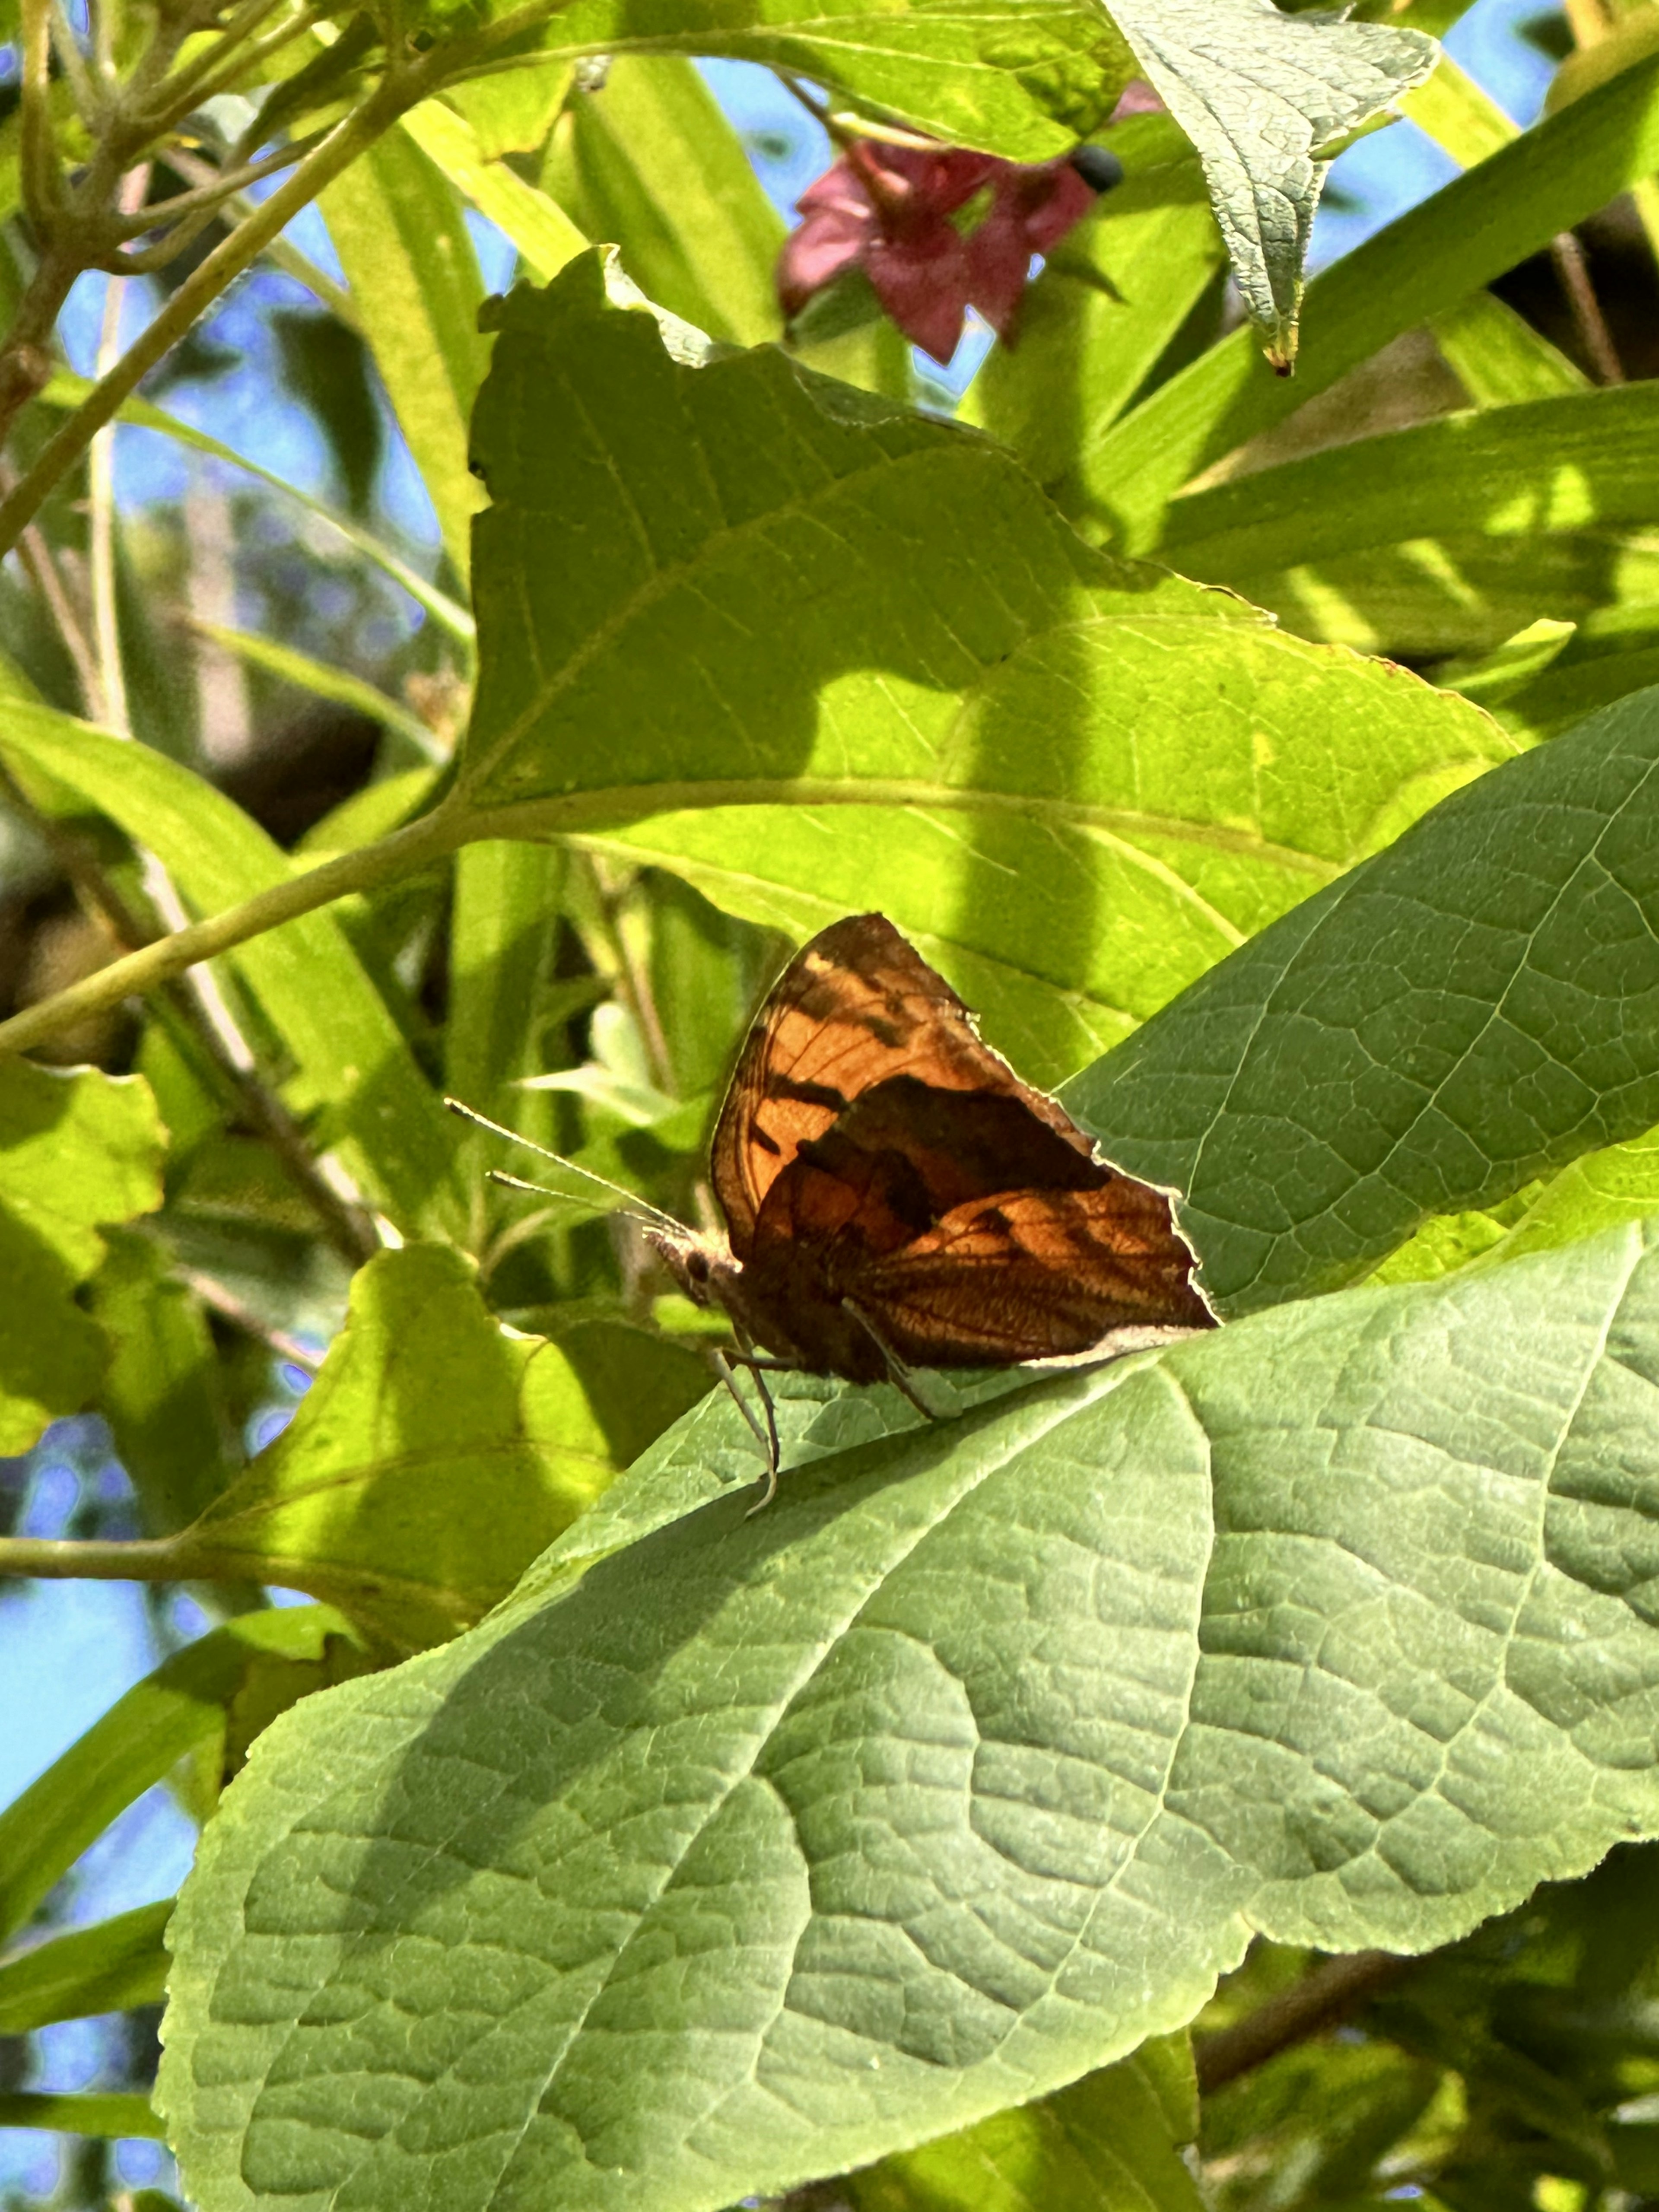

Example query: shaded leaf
[0,1608,369,1944]
[847,2035,1204,2210]
[0,2091,164,2139]
[0,1900,172,2033]
[459,259,1511,1084]
[1091,51,1659,554]
[321,132,489,582]
[1157,383,1659,657]
[0,1062,164,1455]
[87,1227,233,1532]
[175,1245,701,1650]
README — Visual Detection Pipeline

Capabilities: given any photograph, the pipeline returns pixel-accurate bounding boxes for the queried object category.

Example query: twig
[89,179,145,737]
[1194,1950,1410,2094]
[138,0,304,130]
[0,73,411,556]
[103,129,333,271]
[1551,231,1624,383]
[0,473,105,715]
[48,0,103,131]
[176,1266,321,1370]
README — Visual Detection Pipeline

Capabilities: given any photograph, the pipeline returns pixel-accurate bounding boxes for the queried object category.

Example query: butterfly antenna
[446,1095,684,1233]
[482,1167,660,1236]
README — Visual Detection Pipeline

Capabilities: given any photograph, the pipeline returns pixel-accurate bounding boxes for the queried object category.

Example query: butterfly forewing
[711,914,1092,1256]
[699,912,1212,1380]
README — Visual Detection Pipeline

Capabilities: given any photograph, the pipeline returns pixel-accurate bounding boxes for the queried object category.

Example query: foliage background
[3,0,1659,2203]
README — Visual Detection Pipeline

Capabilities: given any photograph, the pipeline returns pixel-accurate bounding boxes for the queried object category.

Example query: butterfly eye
[686,1249,711,1287]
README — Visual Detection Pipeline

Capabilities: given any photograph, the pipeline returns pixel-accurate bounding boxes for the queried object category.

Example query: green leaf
[321,131,489,582]
[0,1900,172,2033]
[1430,290,1587,409]
[1154,383,1659,656]
[442,55,574,158]
[0,1061,164,1455]
[87,1227,232,1533]
[1102,0,1436,367]
[0,701,468,1240]
[531,0,1135,159]
[159,1216,1659,2212]
[550,58,784,346]
[402,98,588,285]
[194,624,446,763]
[846,2036,1204,2211]
[1490,1123,1659,1263]
[1091,50,1659,553]
[1487,605,1659,745]
[0,2091,165,2139]
[174,1244,701,1650]
[1062,686,1659,1316]
[444,839,569,1109]
[961,115,1226,487]
[0,1608,367,1944]
[458,260,1510,1084]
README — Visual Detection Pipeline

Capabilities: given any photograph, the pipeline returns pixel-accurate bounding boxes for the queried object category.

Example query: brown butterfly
[454,913,1211,1505]
[643,913,1212,1494]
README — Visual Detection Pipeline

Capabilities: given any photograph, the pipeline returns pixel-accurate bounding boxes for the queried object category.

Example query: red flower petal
[866,220,972,362]
[777,204,871,318]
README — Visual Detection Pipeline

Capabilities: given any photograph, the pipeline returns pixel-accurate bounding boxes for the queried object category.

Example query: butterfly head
[645,1225,798,1362]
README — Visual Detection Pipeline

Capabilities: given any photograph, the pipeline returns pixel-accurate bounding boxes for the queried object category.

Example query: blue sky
[0,0,1564,2192]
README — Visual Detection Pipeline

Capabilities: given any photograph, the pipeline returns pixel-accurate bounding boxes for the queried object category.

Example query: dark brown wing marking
[710,914,1090,1259]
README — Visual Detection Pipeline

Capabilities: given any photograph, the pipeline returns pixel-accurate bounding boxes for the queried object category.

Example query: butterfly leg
[841,1300,941,1422]
[709,1347,783,1510]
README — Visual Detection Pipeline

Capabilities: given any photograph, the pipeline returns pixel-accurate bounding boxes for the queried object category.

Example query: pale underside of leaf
[1104,0,1438,365]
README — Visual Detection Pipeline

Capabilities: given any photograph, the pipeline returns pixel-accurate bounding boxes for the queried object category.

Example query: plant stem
[0,800,471,1057]
[0,70,412,561]
[1194,1950,1410,2094]
[0,1532,472,1640]
[1551,230,1624,382]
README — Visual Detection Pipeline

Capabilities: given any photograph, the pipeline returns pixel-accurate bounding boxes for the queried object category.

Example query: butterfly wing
[711,913,1092,1260]
[846,1183,1213,1366]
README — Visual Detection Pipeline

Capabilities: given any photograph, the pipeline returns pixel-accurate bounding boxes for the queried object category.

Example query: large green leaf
[1063,686,1659,1316]
[1157,384,1659,656]
[170,1244,708,1649]
[0,701,467,1240]
[1103,0,1435,367]
[0,1061,164,1454]
[457,261,1510,1083]
[525,0,1135,159]
[1091,51,1659,553]
[160,1214,1659,2212]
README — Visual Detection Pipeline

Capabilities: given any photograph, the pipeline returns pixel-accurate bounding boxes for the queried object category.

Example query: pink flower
[778,138,1114,365]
